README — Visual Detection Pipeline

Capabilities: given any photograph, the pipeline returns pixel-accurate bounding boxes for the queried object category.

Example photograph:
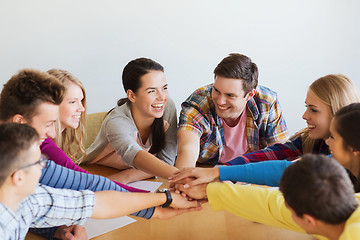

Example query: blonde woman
[48,69,87,161]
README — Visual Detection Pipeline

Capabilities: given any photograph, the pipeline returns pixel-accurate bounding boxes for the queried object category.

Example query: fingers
[63,232,75,240]
[169,168,197,183]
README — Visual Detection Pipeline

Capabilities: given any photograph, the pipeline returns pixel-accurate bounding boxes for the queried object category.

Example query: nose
[47,123,56,139]
[325,137,331,146]
[302,109,309,120]
[216,94,226,105]
[77,102,85,112]
[157,90,167,101]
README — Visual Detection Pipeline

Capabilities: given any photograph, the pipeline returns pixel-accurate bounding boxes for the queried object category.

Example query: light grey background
[0,0,359,135]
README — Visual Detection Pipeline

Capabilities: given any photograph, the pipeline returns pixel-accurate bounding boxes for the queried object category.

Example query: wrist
[157,189,173,208]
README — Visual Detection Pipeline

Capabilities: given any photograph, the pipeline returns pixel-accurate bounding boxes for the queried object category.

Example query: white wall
[0,0,359,135]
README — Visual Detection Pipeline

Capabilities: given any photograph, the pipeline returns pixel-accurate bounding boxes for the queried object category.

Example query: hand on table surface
[54,225,88,240]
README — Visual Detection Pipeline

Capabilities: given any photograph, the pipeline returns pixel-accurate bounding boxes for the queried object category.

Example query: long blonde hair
[47,69,87,162]
[296,74,360,153]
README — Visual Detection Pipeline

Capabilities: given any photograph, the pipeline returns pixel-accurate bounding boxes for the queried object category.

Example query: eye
[148,89,156,94]
[163,86,168,90]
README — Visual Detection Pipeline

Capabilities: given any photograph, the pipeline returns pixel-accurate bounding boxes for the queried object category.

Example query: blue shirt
[30,161,154,238]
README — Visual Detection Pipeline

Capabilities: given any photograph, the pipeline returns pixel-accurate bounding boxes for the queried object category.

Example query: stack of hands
[169,167,221,200]
[156,167,221,220]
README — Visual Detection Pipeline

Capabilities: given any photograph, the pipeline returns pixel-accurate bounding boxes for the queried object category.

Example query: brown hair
[213,53,258,95]
[0,123,39,186]
[0,69,64,123]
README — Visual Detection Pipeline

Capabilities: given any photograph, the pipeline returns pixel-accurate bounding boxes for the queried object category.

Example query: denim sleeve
[30,161,155,239]
[219,160,294,186]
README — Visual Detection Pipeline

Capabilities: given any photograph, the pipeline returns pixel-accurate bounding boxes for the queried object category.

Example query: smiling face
[59,82,85,130]
[212,76,254,126]
[302,90,332,140]
[129,70,168,120]
[26,102,59,142]
[326,119,352,167]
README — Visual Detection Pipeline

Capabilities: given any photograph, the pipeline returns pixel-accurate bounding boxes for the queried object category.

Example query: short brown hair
[213,53,258,95]
[0,123,39,186]
[0,69,65,123]
[279,154,358,224]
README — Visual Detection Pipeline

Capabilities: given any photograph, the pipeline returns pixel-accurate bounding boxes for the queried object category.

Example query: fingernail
[184,184,189,188]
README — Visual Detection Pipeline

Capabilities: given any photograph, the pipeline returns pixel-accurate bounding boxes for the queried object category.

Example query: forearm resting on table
[133,150,178,179]
[175,130,200,169]
[92,191,167,219]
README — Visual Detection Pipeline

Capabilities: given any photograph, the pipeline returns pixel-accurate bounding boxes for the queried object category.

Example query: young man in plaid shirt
[176,53,288,168]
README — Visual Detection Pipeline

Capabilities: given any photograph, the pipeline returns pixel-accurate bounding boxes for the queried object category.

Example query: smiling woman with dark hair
[83,58,179,184]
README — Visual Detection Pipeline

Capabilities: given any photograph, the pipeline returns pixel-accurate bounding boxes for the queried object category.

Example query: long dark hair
[118,57,165,154]
[334,103,360,190]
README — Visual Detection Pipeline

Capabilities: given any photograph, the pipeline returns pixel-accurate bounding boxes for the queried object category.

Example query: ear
[303,214,317,228]
[245,89,256,101]
[11,170,24,187]
[353,150,360,156]
[11,114,27,124]
[126,89,136,103]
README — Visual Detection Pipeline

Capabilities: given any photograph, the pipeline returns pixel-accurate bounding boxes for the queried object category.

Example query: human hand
[169,191,201,209]
[152,205,202,220]
[54,225,88,240]
[177,183,208,200]
[169,167,220,188]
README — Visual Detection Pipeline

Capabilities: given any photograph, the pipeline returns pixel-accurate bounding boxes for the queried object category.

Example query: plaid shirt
[227,135,330,165]
[0,184,94,240]
[178,84,289,165]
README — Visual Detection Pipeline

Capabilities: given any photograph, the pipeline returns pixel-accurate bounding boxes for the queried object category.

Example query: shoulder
[165,98,176,111]
[104,103,135,129]
[40,137,56,149]
[182,84,214,112]
[253,85,279,105]
[188,84,213,99]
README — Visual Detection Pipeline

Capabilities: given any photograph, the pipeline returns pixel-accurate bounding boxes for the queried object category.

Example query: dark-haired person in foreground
[0,123,200,240]
[176,154,360,240]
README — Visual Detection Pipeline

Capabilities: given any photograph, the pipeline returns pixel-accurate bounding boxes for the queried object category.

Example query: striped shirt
[31,160,154,238]
[178,84,289,165]
[0,184,94,240]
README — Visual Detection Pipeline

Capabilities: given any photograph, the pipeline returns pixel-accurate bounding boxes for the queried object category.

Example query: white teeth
[152,104,163,108]
[308,124,315,129]
[73,115,80,119]
[218,106,228,110]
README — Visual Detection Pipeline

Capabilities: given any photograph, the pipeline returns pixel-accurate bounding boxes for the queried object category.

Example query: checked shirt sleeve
[227,137,303,165]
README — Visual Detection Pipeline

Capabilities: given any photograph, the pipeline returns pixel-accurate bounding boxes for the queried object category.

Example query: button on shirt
[0,184,95,240]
